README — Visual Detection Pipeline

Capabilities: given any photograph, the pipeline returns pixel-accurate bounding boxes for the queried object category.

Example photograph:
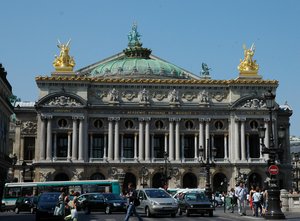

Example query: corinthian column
[175,119,180,161]
[108,118,113,161]
[114,119,120,161]
[46,116,52,161]
[169,119,174,161]
[138,119,144,161]
[145,119,150,161]
[72,117,78,161]
[78,117,84,161]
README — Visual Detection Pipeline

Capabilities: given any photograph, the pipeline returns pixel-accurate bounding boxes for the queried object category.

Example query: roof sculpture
[53,39,75,72]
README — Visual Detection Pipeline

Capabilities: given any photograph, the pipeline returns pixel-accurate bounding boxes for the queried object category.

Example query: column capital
[169,117,181,122]
[108,117,120,121]
[44,115,53,120]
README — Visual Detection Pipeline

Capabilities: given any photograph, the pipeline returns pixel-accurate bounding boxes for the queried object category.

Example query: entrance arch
[54,173,69,181]
[183,172,197,188]
[152,172,163,188]
[248,172,262,188]
[212,173,227,193]
[90,172,105,180]
[122,172,136,194]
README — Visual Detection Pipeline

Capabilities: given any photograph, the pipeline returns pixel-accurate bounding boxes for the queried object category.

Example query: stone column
[164,133,168,153]
[78,117,84,161]
[120,134,124,161]
[89,133,93,159]
[72,117,78,161]
[151,134,154,160]
[264,119,269,161]
[114,119,120,161]
[138,119,144,161]
[234,118,240,162]
[241,119,246,161]
[181,134,184,161]
[108,118,114,161]
[104,134,107,159]
[246,134,250,160]
[53,132,57,160]
[46,116,52,161]
[205,119,210,158]
[224,134,228,159]
[145,119,150,161]
[134,133,138,160]
[40,117,46,160]
[67,132,71,160]
[199,119,204,150]
[175,119,180,161]
[194,134,198,159]
[169,119,174,161]
[20,137,24,162]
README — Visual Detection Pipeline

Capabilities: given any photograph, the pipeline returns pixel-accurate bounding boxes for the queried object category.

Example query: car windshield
[103,194,122,200]
[185,192,208,201]
[39,194,59,202]
[145,189,170,198]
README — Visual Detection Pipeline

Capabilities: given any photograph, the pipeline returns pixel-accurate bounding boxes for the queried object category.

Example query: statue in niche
[199,90,209,103]
[109,88,119,101]
[169,89,179,103]
[140,88,149,102]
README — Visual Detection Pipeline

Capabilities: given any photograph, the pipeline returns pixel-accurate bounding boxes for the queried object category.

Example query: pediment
[36,92,86,108]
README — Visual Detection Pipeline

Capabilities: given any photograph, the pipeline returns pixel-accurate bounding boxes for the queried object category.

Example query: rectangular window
[214,135,225,158]
[93,135,104,158]
[123,135,134,158]
[249,134,260,158]
[24,137,35,160]
[154,135,164,158]
[184,135,194,158]
[57,134,68,157]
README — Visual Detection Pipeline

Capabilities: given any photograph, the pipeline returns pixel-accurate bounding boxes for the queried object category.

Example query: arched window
[155,120,164,129]
[185,120,194,129]
[94,119,103,129]
[125,120,134,129]
[58,119,67,128]
[215,120,224,130]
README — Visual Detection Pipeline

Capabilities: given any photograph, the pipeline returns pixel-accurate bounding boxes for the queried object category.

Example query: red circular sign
[268,165,279,175]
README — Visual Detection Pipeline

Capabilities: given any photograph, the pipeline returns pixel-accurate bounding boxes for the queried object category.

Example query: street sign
[268,165,279,175]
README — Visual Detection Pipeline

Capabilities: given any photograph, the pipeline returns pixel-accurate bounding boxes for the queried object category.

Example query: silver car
[136,188,178,217]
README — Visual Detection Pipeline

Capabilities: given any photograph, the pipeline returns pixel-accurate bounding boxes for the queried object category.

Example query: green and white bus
[1,179,120,211]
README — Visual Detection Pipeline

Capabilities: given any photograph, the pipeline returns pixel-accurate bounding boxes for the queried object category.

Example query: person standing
[252,187,262,217]
[235,181,247,216]
[124,183,143,221]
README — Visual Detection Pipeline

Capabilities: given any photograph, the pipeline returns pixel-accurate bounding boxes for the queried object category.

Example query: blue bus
[1,180,120,211]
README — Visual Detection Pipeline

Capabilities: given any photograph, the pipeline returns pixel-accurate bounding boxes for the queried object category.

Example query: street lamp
[292,153,300,191]
[199,139,217,201]
[161,151,171,189]
[259,90,285,220]
[139,166,149,188]
[22,161,27,182]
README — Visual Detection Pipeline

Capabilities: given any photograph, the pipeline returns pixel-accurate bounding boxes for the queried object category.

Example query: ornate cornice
[35,76,278,86]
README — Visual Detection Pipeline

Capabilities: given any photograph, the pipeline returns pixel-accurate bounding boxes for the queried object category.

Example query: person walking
[124,183,143,221]
[235,181,247,216]
[252,186,262,217]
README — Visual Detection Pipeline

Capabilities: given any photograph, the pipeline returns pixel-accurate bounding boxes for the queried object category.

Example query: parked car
[14,196,37,214]
[35,192,63,221]
[136,188,178,217]
[174,191,214,217]
[77,192,127,214]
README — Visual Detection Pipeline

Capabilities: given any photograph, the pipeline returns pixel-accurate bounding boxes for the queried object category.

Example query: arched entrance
[182,172,197,188]
[90,172,105,180]
[152,172,164,188]
[248,172,262,188]
[122,172,136,194]
[212,173,227,193]
[54,173,69,181]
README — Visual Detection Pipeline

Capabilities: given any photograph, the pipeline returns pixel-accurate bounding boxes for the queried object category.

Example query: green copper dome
[88,24,191,79]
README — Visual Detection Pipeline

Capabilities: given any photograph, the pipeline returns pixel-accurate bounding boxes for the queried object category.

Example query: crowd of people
[220,181,268,217]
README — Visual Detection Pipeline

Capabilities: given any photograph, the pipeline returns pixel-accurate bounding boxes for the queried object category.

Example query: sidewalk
[215,205,300,220]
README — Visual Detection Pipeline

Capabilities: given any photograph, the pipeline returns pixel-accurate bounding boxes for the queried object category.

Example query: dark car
[77,192,127,214]
[175,191,214,217]
[35,192,63,221]
[15,196,37,214]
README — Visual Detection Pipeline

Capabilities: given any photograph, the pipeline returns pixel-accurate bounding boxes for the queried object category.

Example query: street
[1,207,300,221]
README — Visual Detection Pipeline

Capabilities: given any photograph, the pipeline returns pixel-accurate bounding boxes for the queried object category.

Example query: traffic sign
[268,165,279,175]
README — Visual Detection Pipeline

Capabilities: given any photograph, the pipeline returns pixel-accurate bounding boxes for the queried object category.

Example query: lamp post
[161,151,171,189]
[292,153,300,191]
[22,161,27,182]
[139,166,149,188]
[199,139,217,201]
[258,90,285,219]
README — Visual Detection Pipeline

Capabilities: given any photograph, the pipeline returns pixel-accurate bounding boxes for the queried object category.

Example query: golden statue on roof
[238,43,259,76]
[53,39,75,72]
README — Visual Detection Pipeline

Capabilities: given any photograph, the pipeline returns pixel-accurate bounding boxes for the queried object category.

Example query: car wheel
[171,212,176,217]
[105,206,111,214]
[178,208,182,215]
[15,207,19,214]
[84,206,90,215]
[145,207,152,217]
[185,208,190,217]
[209,211,213,217]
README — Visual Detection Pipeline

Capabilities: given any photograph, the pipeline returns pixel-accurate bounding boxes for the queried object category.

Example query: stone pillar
[145,119,150,161]
[20,137,24,162]
[114,119,120,161]
[194,134,198,159]
[264,119,270,161]
[72,117,78,161]
[104,134,107,159]
[234,118,240,162]
[224,134,228,159]
[108,118,113,161]
[175,119,180,161]
[169,119,174,161]
[67,132,71,160]
[164,133,168,153]
[205,119,210,158]
[138,119,144,161]
[53,132,57,160]
[246,134,250,160]
[89,133,93,159]
[78,117,84,161]
[134,133,138,160]
[40,116,46,161]
[199,119,204,150]
[151,134,154,160]
[241,119,246,161]
[46,116,52,161]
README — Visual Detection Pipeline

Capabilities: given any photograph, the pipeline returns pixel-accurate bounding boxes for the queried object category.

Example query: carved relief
[182,92,197,101]
[122,90,137,101]
[211,91,228,102]
[168,89,179,103]
[108,88,119,102]
[21,121,37,134]
[139,88,150,104]
[242,98,265,109]
[47,96,81,107]
[152,91,167,101]
[199,90,209,103]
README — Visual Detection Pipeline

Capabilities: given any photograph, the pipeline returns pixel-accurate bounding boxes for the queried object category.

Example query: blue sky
[0,0,299,136]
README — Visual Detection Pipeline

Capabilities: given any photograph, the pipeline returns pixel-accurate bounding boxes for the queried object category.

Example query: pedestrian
[262,188,268,215]
[249,185,256,216]
[228,188,235,213]
[252,186,262,217]
[124,183,143,221]
[235,181,247,216]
